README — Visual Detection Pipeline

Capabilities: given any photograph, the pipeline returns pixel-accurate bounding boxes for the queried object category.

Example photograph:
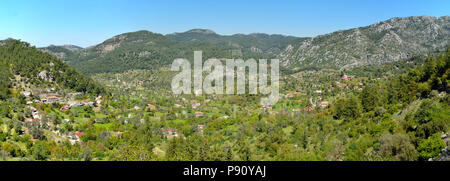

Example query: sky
[0,0,448,47]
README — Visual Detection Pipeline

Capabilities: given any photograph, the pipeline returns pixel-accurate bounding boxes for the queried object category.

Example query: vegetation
[44,30,294,74]
[0,39,106,96]
[1,35,448,160]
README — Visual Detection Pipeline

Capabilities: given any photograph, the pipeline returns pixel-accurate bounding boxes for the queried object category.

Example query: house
[75,132,84,138]
[166,129,178,138]
[262,105,272,111]
[192,103,201,109]
[341,75,349,80]
[21,91,32,97]
[304,106,313,112]
[342,75,355,81]
[62,119,70,123]
[335,81,347,88]
[314,90,322,94]
[197,124,204,133]
[47,96,59,103]
[27,106,37,112]
[320,101,329,108]
[68,132,77,140]
[195,112,204,117]
[167,129,175,135]
[60,105,70,111]
[354,86,362,91]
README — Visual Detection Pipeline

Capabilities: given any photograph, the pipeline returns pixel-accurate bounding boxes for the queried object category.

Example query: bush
[378,133,418,161]
[417,133,446,160]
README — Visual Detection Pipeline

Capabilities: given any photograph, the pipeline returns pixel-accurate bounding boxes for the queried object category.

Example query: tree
[80,148,93,161]
[31,142,50,160]
[417,133,446,160]
[360,84,379,112]
[378,133,418,161]
[333,96,361,121]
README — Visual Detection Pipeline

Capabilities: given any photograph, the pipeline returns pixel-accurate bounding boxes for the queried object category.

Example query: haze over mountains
[40,16,450,74]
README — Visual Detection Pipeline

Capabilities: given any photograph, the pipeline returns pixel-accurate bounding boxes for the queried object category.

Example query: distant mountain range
[40,16,450,74]
[41,30,302,74]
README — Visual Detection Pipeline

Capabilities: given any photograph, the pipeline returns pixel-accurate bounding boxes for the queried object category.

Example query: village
[18,85,106,144]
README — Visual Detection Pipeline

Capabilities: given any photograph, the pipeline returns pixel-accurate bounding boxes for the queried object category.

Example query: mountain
[279,16,450,70]
[0,39,106,99]
[57,30,255,74]
[167,29,305,55]
[45,30,297,74]
[43,16,449,74]
[40,44,83,60]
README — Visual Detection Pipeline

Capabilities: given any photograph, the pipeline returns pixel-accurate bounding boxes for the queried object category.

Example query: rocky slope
[279,16,450,70]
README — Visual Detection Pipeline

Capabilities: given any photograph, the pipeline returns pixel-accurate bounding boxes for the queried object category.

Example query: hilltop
[167,29,305,55]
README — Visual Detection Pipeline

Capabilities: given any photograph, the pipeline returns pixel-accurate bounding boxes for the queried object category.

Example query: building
[75,132,84,138]
[320,101,329,108]
[304,106,313,112]
[60,105,70,111]
[197,124,205,134]
[21,91,32,97]
[46,96,59,103]
[195,112,204,117]
[166,129,178,138]
[262,105,272,111]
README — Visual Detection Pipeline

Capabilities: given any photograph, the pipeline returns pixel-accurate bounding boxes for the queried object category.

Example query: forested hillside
[43,30,287,74]
[0,39,106,97]
[166,29,305,55]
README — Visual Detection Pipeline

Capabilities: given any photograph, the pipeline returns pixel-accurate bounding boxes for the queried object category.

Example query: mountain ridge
[40,16,450,74]
[279,16,450,70]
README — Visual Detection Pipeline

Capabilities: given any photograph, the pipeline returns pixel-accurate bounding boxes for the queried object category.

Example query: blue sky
[0,0,448,47]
